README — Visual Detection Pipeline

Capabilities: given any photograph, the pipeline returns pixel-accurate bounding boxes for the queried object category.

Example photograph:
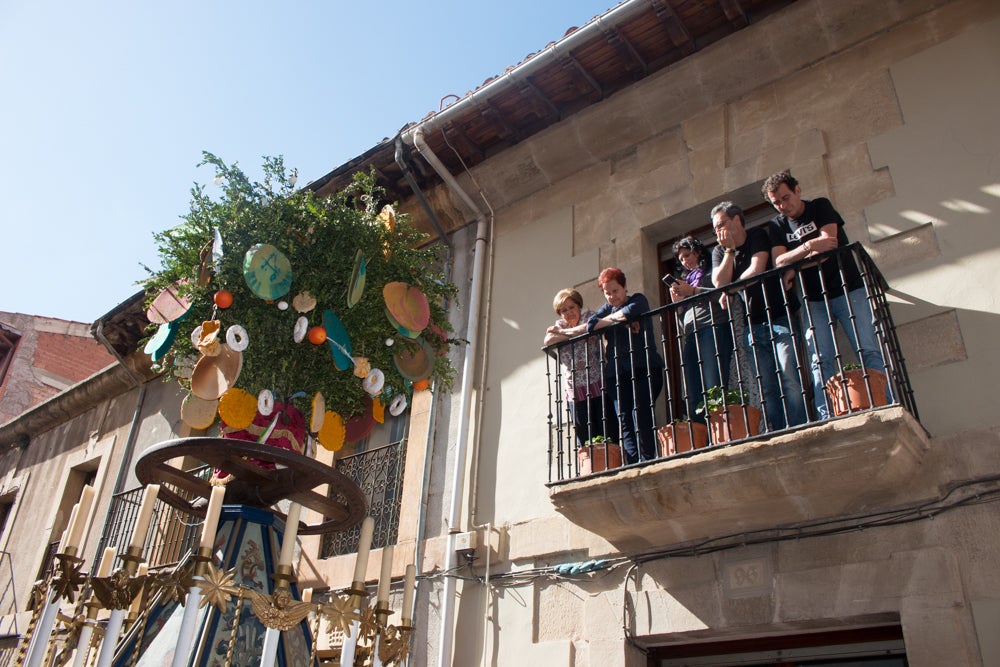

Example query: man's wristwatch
[724,248,735,255]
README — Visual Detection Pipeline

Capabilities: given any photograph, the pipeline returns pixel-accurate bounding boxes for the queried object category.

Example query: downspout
[93,320,147,494]
[394,136,452,614]
[404,127,489,667]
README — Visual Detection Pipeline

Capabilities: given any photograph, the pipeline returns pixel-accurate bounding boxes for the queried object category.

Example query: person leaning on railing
[544,288,614,446]
[570,268,665,464]
[666,236,733,424]
[762,170,889,419]
[711,201,807,431]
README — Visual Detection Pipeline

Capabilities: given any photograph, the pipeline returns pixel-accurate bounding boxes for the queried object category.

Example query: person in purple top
[666,236,733,424]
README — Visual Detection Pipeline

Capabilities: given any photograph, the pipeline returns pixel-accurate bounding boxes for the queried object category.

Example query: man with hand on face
[711,201,807,431]
[762,170,888,420]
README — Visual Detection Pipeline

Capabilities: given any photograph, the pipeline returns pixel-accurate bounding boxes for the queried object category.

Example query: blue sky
[0,0,614,322]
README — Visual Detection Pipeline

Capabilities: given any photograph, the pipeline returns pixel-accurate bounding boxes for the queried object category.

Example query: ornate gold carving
[247,587,313,631]
[91,570,146,610]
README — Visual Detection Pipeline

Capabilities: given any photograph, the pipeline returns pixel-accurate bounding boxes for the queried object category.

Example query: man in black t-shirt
[763,170,888,419]
[711,201,806,431]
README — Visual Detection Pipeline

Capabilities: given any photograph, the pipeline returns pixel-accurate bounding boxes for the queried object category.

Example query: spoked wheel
[134,437,367,535]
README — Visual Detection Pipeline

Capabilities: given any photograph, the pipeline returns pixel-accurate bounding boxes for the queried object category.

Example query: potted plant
[824,363,890,416]
[577,435,623,476]
[657,417,709,456]
[696,386,761,444]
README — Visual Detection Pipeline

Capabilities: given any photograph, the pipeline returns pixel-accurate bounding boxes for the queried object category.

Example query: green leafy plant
[582,435,615,447]
[141,152,460,420]
[695,386,750,416]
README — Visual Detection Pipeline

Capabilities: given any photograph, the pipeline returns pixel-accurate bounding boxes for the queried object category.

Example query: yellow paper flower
[372,397,385,424]
[218,387,257,430]
[317,411,346,451]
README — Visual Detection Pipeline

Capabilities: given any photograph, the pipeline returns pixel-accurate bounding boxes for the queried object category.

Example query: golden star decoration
[51,555,87,603]
[319,593,361,638]
[197,564,239,613]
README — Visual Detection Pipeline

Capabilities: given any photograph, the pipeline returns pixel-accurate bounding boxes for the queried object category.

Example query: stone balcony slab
[548,407,930,552]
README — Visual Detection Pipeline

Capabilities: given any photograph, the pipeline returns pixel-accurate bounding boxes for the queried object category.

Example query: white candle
[128,564,149,617]
[59,509,77,553]
[95,547,117,578]
[277,503,302,567]
[301,587,313,604]
[352,517,375,583]
[401,564,416,622]
[200,486,226,550]
[129,484,161,551]
[376,546,394,604]
[65,486,95,551]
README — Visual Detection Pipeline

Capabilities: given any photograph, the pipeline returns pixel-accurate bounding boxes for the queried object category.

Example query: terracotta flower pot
[657,422,709,456]
[577,440,623,475]
[707,405,762,444]
[824,368,889,416]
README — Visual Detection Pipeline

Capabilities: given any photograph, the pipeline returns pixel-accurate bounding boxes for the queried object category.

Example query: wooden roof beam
[557,54,605,99]
[601,25,648,77]
[719,0,749,28]
[650,0,696,55]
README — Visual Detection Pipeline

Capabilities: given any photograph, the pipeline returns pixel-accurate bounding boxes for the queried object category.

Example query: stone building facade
[0,1,998,665]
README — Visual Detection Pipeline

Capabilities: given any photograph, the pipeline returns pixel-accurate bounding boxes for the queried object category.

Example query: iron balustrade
[545,243,917,483]
[95,466,210,571]
[321,440,407,559]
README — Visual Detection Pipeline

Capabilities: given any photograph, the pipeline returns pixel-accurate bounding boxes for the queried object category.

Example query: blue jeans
[747,317,807,431]
[683,324,733,423]
[610,369,664,464]
[806,287,888,419]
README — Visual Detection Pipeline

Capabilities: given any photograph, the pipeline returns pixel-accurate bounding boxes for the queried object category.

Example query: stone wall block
[689,149,725,204]
[729,89,779,137]
[894,309,965,371]
[682,105,726,153]
[529,120,599,183]
[574,94,655,161]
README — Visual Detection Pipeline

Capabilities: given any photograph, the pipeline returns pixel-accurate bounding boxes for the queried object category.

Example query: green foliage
[695,386,750,416]
[142,152,459,418]
[582,435,616,447]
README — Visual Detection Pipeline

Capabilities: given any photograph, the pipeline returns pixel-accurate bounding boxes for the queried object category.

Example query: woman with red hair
[554,268,664,464]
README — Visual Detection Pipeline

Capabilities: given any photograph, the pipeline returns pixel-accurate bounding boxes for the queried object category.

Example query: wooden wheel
[134,437,367,535]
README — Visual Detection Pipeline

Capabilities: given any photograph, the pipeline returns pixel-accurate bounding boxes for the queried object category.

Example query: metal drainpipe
[94,320,147,494]
[405,127,489,667]
[394,133,453,621]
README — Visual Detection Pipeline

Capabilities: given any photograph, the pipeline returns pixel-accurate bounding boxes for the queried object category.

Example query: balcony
[544,245,929,551]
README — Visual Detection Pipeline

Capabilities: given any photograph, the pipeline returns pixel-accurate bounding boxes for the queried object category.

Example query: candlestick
[66,486,96,551]
[277,503,302,567]
[376,546,394,604]
[401,564,416,623]
[199,486,226,550]
[129,484,160,550]
[96,547,117,578]
[352,516,375,583]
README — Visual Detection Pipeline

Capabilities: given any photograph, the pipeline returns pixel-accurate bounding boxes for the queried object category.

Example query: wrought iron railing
[545,243,917,483]
[321,440,407,559]
[95,467,210,570]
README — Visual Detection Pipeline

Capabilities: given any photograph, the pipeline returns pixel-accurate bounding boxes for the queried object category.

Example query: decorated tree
[141,153,458,454]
